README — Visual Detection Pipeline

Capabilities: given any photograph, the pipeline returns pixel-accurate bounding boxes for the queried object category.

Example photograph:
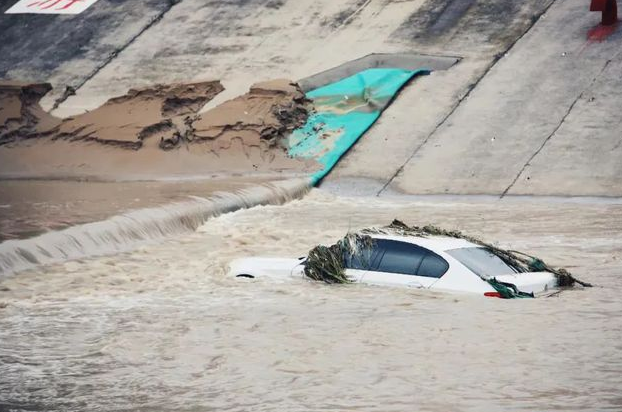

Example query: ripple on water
[1,190,622,411]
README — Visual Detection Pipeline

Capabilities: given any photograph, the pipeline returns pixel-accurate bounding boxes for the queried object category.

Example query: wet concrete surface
[5,0,617,197]
[2,0,620,197]
[325,0,559,194]
[388,0,622,197]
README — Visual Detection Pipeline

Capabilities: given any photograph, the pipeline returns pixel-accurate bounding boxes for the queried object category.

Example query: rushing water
[0,179,309,275]
[0,178,285,241]
[0,189,621,412]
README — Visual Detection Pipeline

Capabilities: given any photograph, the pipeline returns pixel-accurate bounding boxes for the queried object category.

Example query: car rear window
[418,253,450,278]
[375,239,426,275]
[447,247,518,279]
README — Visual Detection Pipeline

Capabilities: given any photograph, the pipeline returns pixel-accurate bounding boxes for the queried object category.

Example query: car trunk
[493,271,558,295]
[446,246,561,297]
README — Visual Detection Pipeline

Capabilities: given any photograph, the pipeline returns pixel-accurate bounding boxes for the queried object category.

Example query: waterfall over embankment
[0,178,310,277]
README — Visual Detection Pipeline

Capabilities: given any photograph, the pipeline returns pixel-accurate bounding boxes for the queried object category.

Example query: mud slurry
[0,82,61,145]
[0,79,316,179]
[191,79,310,156]
[56,81,225,150]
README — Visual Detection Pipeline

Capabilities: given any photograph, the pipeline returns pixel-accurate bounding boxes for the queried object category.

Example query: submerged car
[229,233,560,298]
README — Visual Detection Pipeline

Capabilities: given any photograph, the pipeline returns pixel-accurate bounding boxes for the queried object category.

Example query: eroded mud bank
[0,79,316,180]
[0,82,60,144]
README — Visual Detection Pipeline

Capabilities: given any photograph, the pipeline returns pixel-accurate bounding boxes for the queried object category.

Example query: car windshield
[447,247,518,279]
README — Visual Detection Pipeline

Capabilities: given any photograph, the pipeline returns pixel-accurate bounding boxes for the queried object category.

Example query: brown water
[0,178,271,241]
[0,190,621,412]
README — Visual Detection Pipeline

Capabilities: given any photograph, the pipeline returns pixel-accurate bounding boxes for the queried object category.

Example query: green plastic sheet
[289,68,429,185]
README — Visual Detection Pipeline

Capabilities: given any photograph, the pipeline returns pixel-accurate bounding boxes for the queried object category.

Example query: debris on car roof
[304,219,592,298]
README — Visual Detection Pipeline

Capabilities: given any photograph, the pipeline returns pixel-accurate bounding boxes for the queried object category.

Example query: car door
[360,239,446,289]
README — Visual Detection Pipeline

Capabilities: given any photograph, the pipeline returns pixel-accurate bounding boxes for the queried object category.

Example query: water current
[0,178,281,241]
[0,179,309,275]
[1,189,621,412]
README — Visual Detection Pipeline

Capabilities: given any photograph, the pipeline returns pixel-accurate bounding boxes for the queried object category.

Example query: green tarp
[288,68,429,185]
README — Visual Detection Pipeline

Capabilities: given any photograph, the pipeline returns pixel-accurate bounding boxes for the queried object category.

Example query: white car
[228,234,559,298]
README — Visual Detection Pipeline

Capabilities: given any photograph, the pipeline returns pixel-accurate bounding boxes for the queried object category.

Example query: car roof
[368,233,478,253]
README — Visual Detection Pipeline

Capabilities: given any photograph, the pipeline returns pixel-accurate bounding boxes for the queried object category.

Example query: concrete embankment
[380,0,622,197]
[1,0,620,197]
[0,0,177,107]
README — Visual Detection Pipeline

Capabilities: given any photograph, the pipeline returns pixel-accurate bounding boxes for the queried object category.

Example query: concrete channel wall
[0,0,176,107]
[1,0,620,197]
[383,0,622,197]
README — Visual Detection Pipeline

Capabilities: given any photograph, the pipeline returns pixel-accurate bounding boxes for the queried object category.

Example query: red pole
[590,0,618,25]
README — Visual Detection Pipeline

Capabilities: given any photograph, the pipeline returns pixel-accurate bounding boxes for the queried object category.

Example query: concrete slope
[0,0,176,107]
[43,0,561,196]
[386,0,622,196]
[508,53,622,196]
[51,0,551,117]
[2,0,619,197]
[322,0,557,194]
[53,0,425,116]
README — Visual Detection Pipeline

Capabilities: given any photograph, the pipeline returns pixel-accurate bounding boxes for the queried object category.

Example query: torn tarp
[288,68,429,185]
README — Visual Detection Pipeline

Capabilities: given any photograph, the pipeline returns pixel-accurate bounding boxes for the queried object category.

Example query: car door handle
[407,281,424,289]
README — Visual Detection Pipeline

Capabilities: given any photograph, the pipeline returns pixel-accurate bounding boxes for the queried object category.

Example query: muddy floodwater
[0,178,271,241]
[1,190,621,412]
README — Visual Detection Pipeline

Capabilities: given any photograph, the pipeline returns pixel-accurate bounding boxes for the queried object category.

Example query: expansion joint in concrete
[337,0,373,30]
[375,0,558,197]
[52,0,183,111]
[500,58,613,198]
[375,55,499,197]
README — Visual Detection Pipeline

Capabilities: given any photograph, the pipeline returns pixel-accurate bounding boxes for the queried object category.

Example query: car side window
[344,241,382,270]
[374,239,426,275]
[417,252,449,278]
